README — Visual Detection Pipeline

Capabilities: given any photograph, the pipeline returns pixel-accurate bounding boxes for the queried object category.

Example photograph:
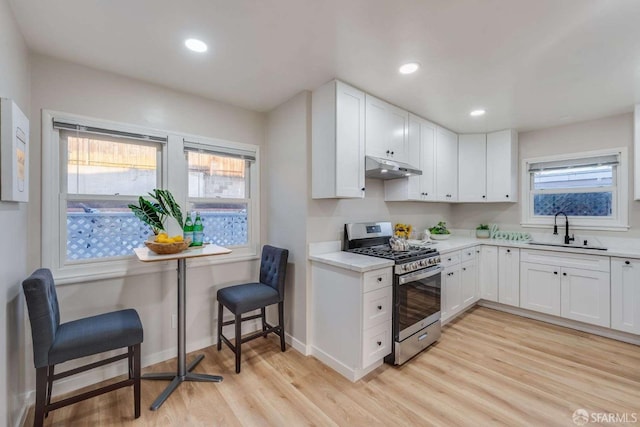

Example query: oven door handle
[398,266,443,285]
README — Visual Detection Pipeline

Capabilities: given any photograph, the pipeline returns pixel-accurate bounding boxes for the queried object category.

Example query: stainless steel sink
[527,242,607,251]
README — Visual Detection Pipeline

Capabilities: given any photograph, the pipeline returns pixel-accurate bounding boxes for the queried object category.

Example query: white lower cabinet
[442,264,462,322]
[498,247,520,306]
[520,249,610,327]
[520,262,561,315]
[478,245,498,302]
[611,258,640,334]
[311,264,392,381]
[442,249,478,322]
[560,267,610,327]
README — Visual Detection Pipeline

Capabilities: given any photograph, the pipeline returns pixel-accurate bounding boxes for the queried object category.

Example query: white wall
[452,113,640,237]
[265,91,310,348]
[0,0,30,425]
[25,54,267,397]
[308,179,452,243]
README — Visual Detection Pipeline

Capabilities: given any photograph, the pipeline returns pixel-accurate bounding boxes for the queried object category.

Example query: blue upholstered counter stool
[217,245,289,373]
[22,268,144,427]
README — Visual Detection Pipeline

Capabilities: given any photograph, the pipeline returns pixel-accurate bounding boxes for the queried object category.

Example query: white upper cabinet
[458,134,487,202]
[486,129,518,202]
[384,114,436,201]
[312,80,365,199]
[435,126,458,201]
[365,95,409,163]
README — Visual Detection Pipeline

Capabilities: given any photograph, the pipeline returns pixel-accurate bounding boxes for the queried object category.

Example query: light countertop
[309,236,640,273]
[309,251,394,273]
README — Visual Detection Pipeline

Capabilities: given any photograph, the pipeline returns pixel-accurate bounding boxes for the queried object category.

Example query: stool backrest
[259,245,289,298]
[22,268,61,368]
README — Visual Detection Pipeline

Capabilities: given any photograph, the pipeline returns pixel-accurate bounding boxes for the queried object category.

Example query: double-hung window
[521,148,629,230]
[183,138,258,250]
[43,114,169,281]
[43,111,260,283]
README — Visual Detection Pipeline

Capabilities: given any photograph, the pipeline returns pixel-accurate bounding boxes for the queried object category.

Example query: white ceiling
[9,0,640,133]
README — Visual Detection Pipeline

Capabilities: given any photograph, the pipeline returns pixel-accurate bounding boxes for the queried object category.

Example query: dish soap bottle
[192,211,204,246]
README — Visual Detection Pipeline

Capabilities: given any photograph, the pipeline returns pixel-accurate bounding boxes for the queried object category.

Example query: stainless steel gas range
[344,222,442,365]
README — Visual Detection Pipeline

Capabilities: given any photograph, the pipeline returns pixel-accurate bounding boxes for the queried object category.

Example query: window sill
[520,222,630,232]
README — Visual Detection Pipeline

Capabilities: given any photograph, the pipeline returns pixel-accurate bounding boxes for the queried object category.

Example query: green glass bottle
[183,213,194,245]
[192,211,204,246]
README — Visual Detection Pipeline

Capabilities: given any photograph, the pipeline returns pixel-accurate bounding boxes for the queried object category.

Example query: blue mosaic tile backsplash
[533,192,612,216]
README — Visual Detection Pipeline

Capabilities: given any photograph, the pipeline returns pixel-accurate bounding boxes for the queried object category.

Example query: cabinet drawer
[362,322,391,368]
[520,249,609,272]
[442,251,461,268]
[363,268,392,292]
[460,248,476,263]
[363,286,392,329]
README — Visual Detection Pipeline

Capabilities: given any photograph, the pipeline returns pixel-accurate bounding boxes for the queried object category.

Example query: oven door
[395,265,442,342]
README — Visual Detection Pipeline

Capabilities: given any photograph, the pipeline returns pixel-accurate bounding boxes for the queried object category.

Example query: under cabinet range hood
[365,156,422,180]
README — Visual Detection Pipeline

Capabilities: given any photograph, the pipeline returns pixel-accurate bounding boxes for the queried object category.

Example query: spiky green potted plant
[128,189,184,236]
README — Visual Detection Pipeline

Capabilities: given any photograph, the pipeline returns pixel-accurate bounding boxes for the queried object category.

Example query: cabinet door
[442,265,462,321]
[486,129,518,202]
[335,82,366,198]
[387,103,409,163]
[435,127,458,201]
[520,262,561,315]
[461,259,478,308]
[498,247,520,307]
[560,267,610,327]
[312,80,365,199]
[419,118,437,200]
[611,258,640,334]
[478,246,498,302]
[458,134,487,202]
[405,115,423,200]
[365,95,408,162]
[365,95,390,159]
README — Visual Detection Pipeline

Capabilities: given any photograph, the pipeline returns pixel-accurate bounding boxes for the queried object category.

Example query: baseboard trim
[477,300,640,345]
[285,332,309,355]
[309,346,382,382]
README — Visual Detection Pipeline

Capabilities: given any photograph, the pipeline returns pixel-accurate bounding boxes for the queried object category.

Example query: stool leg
[133,343,141,419]
[217,302,223,351]
[34,366,48,427]
[45,365,54,417]
[235,313,242,373]
[278,301,286,352]
[261,307,267,338]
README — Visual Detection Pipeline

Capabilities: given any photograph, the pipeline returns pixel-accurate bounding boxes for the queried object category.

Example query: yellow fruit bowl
[145,238,191,255]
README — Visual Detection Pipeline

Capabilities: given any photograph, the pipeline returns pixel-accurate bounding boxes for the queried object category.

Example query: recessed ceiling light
[399,62,420,74]
[185,38,208,53]
[470,109,486,117]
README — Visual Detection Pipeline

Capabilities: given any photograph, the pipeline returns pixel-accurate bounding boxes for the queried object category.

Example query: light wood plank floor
[24,307,640,426]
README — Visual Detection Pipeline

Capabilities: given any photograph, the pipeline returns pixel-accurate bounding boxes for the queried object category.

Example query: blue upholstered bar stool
[22,268,144,427]
[217,245,289,373]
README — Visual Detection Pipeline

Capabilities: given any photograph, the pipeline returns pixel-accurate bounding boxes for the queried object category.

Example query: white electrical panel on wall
[0,98,29,202]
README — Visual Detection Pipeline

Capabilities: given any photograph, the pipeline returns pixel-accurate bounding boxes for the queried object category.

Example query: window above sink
[521,148,629,231]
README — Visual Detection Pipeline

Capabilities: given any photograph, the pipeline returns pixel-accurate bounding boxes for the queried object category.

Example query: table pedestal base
[143,354,223,410]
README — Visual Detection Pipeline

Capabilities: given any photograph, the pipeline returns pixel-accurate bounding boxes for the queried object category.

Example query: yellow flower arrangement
[394,223,413,239]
